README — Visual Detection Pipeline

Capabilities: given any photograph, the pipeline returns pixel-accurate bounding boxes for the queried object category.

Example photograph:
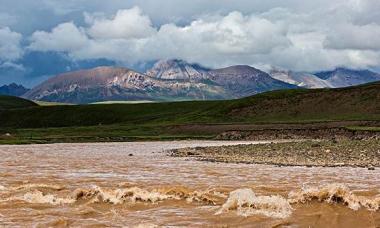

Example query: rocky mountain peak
[215,65,262,73]
[0,83,30,97]
[145,59,210,81]
[208,65,298,97]
[209,65,271,82]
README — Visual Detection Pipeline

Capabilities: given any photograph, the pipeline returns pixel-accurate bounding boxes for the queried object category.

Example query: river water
[0,141,379,227]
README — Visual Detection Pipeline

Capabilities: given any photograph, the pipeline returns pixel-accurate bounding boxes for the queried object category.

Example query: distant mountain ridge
[314,68,380,88]
[269,68,332,89]
[23,59,380,103]
[24,66,229,104]
[0,83,30,97]
[208,65,298,97]
[24,61,298,103]
[268,67,380,89]
[146,61,298,97]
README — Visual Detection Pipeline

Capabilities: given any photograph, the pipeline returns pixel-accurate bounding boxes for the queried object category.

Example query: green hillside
[0,82,379,144]
[224,81,380,122]
[1,82,379,128]
[0,95,38,110]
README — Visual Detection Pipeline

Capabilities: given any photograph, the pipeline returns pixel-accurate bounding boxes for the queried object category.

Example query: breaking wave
[1,185,227,206]
[288,184,380,211]
[72,186,173,204]
[216,188,292,218]
[21,190,75,205]
[72,186,227,205]
[1,183,379,219]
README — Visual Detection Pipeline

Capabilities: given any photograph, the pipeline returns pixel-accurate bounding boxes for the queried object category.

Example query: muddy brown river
[0,141,379,227]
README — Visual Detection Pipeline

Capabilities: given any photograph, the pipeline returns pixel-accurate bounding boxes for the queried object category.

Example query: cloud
[26,4,380,71]
[324,23,380,50]
[86,7,156,39]
[29,22,88,52]
[0,61,25,71]
[27,9,291,66]
[0,27,23,61]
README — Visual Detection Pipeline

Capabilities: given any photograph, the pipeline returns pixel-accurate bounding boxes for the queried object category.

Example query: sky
[1,0,380,86]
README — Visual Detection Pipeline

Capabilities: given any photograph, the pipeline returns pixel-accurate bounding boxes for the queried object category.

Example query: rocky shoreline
[169,139,380,168]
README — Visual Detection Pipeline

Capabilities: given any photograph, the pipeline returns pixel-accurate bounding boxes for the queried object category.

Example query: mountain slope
[209,65,298,97]
[0,83,30,96]
[226,81,380,122]
[146,59,210,81]
[0,95,37,110]
[269,69,331,88]
[24,66,229,103]
[315,68,380,87]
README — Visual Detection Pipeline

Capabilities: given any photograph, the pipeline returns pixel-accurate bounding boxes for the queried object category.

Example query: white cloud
[87,7,156,39]
[0,61,25,71]
[0,27,23,61]
[29,22,88,52]
[26,4,380,71]
[138,11,290,64]
[28,9,290,65]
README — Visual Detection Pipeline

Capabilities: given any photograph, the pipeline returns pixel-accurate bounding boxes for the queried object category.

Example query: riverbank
[1,121,379,145]
[169,139,380,168]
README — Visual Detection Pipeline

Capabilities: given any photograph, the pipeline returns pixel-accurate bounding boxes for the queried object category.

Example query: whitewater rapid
[0,141,379,227]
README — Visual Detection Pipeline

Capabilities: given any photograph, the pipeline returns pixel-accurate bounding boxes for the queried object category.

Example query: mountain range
[269,68,332,88]
[23,60,298,103]
[3,59,380,103]
[0,83,30,97]
[315,68,380,88]
[270,67,380,89]
[23,66,229,104]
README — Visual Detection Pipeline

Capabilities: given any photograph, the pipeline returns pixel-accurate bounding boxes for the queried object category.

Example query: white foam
[216,188,293,218]
[21,190,75,205]
[288,184,380,211]
[78,186,174,205]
